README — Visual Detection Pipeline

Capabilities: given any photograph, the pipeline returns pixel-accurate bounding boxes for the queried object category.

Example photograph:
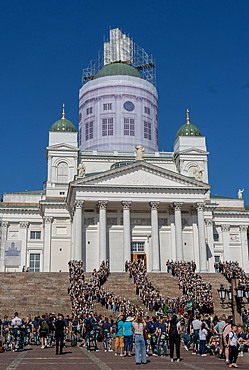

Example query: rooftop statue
[78,160,86,178]
[135,144,144,160]
[238,188,244,199]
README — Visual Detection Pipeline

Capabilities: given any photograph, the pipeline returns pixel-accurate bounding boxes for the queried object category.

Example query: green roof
[2,190,44,195]
[176,123,202,138]
[50,118,76,133]
[94,62,143,80]
[211,195,238,200]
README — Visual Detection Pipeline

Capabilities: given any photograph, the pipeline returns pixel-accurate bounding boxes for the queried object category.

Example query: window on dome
[103,103,112,111]
[57,162,68,183]
[79,127,82,146]
[144,107,150,115]
[155,127,158,146]
[102,118,113,136]
[124,118,135,136]
[144,121,151,140]
[86,107,92,115]
[85,121,93,141]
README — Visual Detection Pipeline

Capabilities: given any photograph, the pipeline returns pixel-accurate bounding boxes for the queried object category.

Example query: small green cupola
[50,104,77,132]
[176,109,202,138]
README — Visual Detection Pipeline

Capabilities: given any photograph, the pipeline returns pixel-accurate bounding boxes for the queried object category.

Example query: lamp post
[218,276,249,326]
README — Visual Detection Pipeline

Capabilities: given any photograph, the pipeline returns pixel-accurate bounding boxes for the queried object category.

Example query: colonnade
[71,200,210,272]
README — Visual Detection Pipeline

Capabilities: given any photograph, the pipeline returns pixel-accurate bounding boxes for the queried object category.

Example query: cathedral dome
[93,61,143,80]
[50,105,76,132]
[176,109,202,138]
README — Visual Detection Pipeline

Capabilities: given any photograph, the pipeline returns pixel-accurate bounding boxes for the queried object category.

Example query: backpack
[113,319,121,334]
[169,322,179,339]
[41,320,49,331]
[85,319,92,332]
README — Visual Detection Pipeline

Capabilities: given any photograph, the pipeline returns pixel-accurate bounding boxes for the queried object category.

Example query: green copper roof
[94,62,143,80]
[50,105,76,132]
[50,118,76,132]
[176,110,202,139]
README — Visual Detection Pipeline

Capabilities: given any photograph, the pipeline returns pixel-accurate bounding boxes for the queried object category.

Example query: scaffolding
[82,28,156,87]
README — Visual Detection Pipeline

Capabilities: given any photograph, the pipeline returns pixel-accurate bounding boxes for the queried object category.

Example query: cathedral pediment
[46,143,79,151]
[72,161,210,189]
[175,147,209,155]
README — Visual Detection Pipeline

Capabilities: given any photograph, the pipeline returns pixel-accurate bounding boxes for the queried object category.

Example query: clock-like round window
[124,101,135,111]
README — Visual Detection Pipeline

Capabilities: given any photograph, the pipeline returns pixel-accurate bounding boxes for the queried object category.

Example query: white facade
[1,131,249,273]
[1,30,249,274]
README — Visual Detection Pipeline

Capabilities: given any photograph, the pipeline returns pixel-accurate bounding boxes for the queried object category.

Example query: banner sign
[4,241,21,266]
[184,299,194,310]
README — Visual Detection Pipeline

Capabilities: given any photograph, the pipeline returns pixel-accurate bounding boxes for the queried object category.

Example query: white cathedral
[1,29,249,274]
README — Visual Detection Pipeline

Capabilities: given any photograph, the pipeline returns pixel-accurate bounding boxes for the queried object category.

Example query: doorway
[131,253,147,269]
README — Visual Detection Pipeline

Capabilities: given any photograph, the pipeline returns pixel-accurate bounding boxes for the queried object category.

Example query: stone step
[148,273,182,299]
[199,273,231,316]
[0,272,71,318]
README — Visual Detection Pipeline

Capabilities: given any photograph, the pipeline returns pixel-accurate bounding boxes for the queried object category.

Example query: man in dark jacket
[54,314,66,355]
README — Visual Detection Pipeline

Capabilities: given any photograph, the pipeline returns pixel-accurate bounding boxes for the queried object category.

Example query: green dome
[50,118,76,132]
[176,110,202,138]
[50,105,76,132]
[94,62,143,80]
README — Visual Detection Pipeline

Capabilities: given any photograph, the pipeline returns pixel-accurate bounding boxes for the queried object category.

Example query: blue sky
[1,0,249,204]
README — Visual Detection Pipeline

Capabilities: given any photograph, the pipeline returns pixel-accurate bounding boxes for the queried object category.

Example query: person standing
[39,315,49,349]
[132,316,147,365]
[168,314,182,363]
[54,314,66,355]
[214,315,226,359]
[123,316,133,357]
[199,323,208,356]
[115,314,124,356]
[228,325,238,368]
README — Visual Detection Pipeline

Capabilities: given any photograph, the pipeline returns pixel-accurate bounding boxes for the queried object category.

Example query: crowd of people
[166,261,214,314]
[1,309,248,366]
[215,261,249,289]
[68,260,146,319]
[0,312,67,354]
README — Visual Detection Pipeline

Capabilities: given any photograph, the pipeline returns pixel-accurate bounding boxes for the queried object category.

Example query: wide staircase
[90,273,143,317]
[0,273,71,318]
[0,271,233,319]
[148,273,182,298]
[199,273,231,316]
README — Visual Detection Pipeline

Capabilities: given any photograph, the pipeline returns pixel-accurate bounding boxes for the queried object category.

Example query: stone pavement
[0,344,248,370]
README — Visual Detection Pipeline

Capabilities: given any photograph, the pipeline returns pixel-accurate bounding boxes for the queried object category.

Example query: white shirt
[229,331,237,346]
[11,317,22,326]
[192,319,202,330]
[199,328,207,340]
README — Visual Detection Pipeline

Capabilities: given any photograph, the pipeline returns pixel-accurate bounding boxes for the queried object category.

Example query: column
[98,201,108,264]
[150,201,160,271]
[205,219,215,272]
[192,211,200,272]
[19,222,29,269]
[74,201,84,261]
[70,212,75,261]
[174,202,183,261]
[221,225,230,261]
[239,226,249,273]
[122,201,131,265]
[0,222,9,272]
[169,210,176,260]
[43,216,53,272]
[196,203,207,272]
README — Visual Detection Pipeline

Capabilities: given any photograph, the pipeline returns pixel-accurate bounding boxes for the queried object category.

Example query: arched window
[57,162,68,183]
